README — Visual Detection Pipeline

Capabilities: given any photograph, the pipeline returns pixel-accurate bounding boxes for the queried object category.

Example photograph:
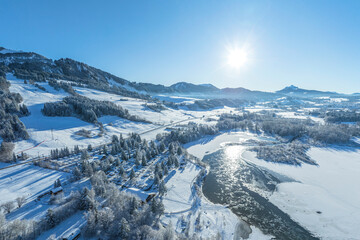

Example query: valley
[0,47,359,239]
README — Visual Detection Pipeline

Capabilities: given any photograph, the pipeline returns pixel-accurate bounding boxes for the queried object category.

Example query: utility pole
[51,129,54,140]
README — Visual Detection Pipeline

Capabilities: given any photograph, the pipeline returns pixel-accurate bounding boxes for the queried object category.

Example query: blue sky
[1,0,359,93]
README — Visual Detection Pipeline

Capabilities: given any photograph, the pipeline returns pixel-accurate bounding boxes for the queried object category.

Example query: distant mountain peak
[0,47,24,54]
[279,85,299,92]
[170,82,218,92]
[288,85,299,90]
[277,85,338,96]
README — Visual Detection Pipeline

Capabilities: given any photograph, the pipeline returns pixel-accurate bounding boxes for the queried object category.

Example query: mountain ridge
[0,47,354,97]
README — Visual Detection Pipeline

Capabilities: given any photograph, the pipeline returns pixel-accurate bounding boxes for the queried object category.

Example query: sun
[226,46,249,69]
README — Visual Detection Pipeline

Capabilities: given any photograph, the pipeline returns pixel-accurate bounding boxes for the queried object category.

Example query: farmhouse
[50,186,63,196]
[123,187,156,203]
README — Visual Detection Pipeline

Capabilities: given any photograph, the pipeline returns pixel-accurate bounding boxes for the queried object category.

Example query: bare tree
[2,201,15,213]
[16,196,26,208]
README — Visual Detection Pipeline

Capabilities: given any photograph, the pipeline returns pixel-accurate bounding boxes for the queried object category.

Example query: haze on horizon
[1,0,359,93]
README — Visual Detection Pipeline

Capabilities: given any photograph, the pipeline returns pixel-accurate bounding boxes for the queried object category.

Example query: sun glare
[226,46,249,69]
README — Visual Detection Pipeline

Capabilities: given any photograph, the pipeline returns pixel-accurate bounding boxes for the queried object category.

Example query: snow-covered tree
[81,150,90,160]
[45,209,57,228]
[1,201,14,213]
[129,169,136,179]
[159,180,167,196]
[16,196,26,208]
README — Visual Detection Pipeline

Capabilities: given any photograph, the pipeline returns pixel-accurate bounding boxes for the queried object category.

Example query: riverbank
[161,161,271,239]
[175,131,273,239]
[185,130,360,239]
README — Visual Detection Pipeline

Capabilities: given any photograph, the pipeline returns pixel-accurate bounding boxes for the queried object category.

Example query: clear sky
[1,0,359,93]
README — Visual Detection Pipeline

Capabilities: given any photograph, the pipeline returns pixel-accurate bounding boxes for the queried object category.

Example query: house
[123,187,156,204]
[50,186,63,196]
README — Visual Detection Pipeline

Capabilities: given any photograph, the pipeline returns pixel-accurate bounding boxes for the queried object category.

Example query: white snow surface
[276,111,325,124]
[73,86,231,126]
[242,147,360,240]
[6,74,160,157]
[0,163,69,205]
[7,73,234,158]
[37,211,84,240]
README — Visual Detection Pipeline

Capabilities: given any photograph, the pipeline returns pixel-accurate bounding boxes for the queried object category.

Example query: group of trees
[185,98,249,110]
[251,141,315,165]
[42,94,148,124]
[50,147,71,159]
[72,133,183,189]
[0,181,174,240]
[1,196,26,214]
[0,73,29,143]
[48,79,77,95]
[143,103,166,112]
[217,112,360,144]
[324,110,360,123]
[161,122,219,144]
[0,211,35,240]
[0,128,191,239]
[83,171,175,239]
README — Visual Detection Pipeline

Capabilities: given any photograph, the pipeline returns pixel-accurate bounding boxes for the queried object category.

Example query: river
[201,145,318,239]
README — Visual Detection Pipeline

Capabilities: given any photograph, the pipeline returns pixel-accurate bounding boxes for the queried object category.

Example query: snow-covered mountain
[0,46,355,100]
[170,82,218,93]
[277,85,339,97]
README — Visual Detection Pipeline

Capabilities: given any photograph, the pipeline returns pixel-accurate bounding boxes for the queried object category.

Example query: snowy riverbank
[181,131,273,239]
[185,130,360,239]
[161,161,271,239]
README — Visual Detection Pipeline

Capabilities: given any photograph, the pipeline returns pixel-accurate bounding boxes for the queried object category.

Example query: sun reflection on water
[222,145,246,180]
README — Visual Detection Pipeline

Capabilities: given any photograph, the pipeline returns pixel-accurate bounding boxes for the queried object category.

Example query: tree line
[42,94,149,124]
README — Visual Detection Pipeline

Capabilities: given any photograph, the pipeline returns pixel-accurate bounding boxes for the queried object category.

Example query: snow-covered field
[0,163,69,205]
[6,75,163,157]
[7,74,236,158]
[74,86,235,126]
[74,87,191,125]
[243,148,360,240]
[276,111,325,124]
[154,94,199,104]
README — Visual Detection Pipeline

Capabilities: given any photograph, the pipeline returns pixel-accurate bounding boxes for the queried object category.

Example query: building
[123,187,156,204]
[50,186,63,196]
